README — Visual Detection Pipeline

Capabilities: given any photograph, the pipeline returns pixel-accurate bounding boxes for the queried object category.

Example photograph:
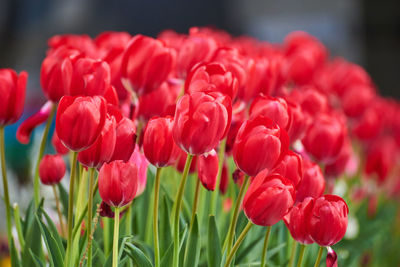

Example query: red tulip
[197,149,219,191]
[271,151,303,188]
[225,101,247,154]
[129,146,149,196]
[52,131,69,155]
[56,95,106,151]
[40,46,81,102]
[175,148,197,173]
[0,69,27,126]
[98,160,139,207]
[233,116,289,177]
[238,57,268,101]
[219,160,229,194]
[39,154,66,185]
[110,117,136,162]
[121,35,175,95]
[243,170,295,226]
[78,115,117,169]
[185,62,238,100]
[249,95,290,131]
[95,32,132,101]
[138,81,181,121]
[296,158,325,202]
[284,197,314,244]
[173,92,232,155]
[364,136,397,184]
[69,58,111,97]
[286,100,309,142]
[325,138,353,178]
[308,195,348,246]
[341,85,375,118]
[302,112,346,164]
[17,101,54,144]
[143,116,179,167]
[176,33,217,78]
[47,34,98,58]
[352,106,382,141]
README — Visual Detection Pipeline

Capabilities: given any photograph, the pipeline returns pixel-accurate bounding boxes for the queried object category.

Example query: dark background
[1,0,399,101]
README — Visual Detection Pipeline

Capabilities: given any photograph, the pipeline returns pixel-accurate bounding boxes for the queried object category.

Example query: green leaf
[183,215,200,267]
[124,243,154,267]
[160,224,188,267]
[159,194,172,259]
[207,215,222,267]
[235,230,264,262]
[35,214,64,267]
[57,183,69,218]
[10,239,22,267]
[22,201,43,266]
[41,209,65,256]
[29,249,45,267]
[92,239,106,266]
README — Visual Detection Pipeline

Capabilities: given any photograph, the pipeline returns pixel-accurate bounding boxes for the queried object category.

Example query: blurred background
[0,0,399,233]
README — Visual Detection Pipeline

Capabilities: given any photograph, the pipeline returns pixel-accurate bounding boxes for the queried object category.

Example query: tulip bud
[296,158,325,202]
[197,150,219,191]
[48,34,98,57]
[271,151,303,188]
[69,58,111,97]
[39,154,66,185]
[283,197,314,244]
[243,170,295,226]
[308,195,348,246]
[0,69,27,126]
[78,115,117,169]
[110,117,136,162]
[121,35,176,95]
[286,100,309,143]
[185,62,238,100]
[98,160,139,207]
[173,92,232,155]
[302,112,346,164]
[249,95,290,131]
[143,116,179,168]
[233,116,289,176]
[56,95,107,151]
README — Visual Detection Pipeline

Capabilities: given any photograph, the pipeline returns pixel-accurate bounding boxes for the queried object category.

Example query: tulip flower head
[39,154,66,185]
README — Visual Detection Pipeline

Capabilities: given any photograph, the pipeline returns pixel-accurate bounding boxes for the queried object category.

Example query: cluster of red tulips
[0,26,399,267]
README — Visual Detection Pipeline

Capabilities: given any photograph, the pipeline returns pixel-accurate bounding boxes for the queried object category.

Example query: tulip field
[0,27,400,267]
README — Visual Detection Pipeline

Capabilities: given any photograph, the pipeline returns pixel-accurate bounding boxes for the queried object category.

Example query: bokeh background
[0,0,399,238]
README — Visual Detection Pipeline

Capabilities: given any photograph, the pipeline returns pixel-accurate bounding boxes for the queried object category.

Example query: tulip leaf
[207,215,222,267]
[29,249,45,267]
[235,228,264,263]
[183,214,200,267]
[21,200,44,266]
[160,224,188,267]
[124,243,154,267]
[159,194,173,259]
[35,214,64,267]
[10,239,22,267]
[41,209,65,256]
[57,183,69,218]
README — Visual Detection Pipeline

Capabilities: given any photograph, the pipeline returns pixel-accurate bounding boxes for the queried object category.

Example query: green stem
[65,151,78,267]
[52,185,65,237]
[125,204,133,236]
[223,175,250,254]
[87,167,96,267]
[288,240,298,267]
[34,104,57,207]
[210,138,226,215]
[112,207,121,267]
[224,221,253,267]
[153,167,162,267]
[172,154,193,267]
[13,203,24,250]
[0,127,12,246]
[260,226,272,267]
[189,178,201,230]
[297,244,306,267]
[103,218,111,256]
[313,246,324,267]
